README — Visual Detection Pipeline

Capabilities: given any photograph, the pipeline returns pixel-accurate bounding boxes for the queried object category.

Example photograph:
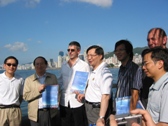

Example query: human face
[114,44,129,64]
[4,58,17,76]
[67,45,80,60]
[87,48,102,69]
[34,58,47,76]
[142,53,158,80]
[147,29,166,48]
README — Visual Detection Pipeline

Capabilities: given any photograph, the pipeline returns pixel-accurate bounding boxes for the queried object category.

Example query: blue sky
[0,0,168,64]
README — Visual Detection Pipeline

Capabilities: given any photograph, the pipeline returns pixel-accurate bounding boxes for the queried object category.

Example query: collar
[150,72,168,91]
[2,72,15,80]
[120,60,132,70]
[33,73,49,81]
[92,62,107,73]
[66,58,80,67]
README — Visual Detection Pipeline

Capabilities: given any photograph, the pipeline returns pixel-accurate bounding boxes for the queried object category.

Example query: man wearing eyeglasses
[58,41,90,126]
[140,28,167,108]
[0,56,24,126]
[142,47,168,125]
[76,45,113,125]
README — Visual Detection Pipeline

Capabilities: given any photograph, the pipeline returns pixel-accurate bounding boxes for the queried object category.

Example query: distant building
[79,54,84,61]
[59,51,64,57]
[50,59,55,68]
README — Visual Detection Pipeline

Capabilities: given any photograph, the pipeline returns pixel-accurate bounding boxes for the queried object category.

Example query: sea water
[0,68,119,118]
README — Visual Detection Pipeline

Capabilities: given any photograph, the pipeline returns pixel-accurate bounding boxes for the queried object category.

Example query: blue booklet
[115,96,144,116]
[42,85,59,108]
[71,71,89,94]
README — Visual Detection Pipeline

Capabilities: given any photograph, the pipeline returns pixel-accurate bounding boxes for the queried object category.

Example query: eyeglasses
[114,49,125,53]
[67,49,75,52]
[86,54,97,58]
[6,63,17,67]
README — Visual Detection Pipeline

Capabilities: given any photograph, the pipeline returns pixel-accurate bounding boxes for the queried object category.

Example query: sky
[0,0,168,64]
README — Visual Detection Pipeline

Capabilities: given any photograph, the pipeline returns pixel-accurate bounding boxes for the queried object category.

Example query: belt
[85,100,100,108]
[0,104,20,109]
[85,100,100,105]
[38,108,50,111]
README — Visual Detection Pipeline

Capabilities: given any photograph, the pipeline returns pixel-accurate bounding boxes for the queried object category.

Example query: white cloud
[24,0,41,7]
[0,0,17,6]
[0,0,41,7]
[62,0,113,7]
[4,42,28,52]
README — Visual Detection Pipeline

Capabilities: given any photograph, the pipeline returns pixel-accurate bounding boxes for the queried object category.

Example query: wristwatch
[99,116,104,119]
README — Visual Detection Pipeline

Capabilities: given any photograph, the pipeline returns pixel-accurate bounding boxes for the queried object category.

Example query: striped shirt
[115,60,142,98]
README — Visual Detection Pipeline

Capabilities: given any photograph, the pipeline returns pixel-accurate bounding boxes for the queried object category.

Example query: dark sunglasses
[67,49,75,52]
[6,63,17,67]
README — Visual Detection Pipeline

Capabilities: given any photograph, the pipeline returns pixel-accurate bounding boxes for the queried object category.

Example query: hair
[4,56,19,65]
[33,56,48,66]
[114,39,133,60]
[69,41,81,50]
[86,45,104,60]
[143,47,168,71]
[148,27,167,38]
[141,48,150,57]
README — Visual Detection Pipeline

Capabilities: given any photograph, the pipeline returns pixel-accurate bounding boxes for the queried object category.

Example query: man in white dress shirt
[58,41,90,126]
[77,45,113,125]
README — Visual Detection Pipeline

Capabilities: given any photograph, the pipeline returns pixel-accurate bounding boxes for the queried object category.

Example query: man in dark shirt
[114,40,142,111]
[140,28,167,108]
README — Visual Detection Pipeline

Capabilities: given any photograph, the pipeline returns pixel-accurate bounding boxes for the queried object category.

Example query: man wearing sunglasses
[58,41,90,126]
[0,56,24,126]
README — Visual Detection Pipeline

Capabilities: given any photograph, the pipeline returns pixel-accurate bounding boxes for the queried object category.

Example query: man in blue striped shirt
[114,40,142,111]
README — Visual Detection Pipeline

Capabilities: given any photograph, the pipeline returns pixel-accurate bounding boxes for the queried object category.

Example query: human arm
[23,77,43,102]
[96,94,111,125]
[130,67,143,110]
[130,89,139,111]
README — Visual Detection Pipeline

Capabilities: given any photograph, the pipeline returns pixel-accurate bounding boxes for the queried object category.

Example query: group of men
[0,27,167,126]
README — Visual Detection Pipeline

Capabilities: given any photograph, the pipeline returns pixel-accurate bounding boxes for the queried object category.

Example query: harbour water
[0,68,119,125]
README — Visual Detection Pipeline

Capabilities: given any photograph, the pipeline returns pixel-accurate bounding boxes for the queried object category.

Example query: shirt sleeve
[100,68,113,95]
[160,84,168,123]
[132,67,143,90]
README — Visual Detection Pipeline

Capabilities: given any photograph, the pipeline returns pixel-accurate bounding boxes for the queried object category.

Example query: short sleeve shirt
[85,62,113,102]
[116,60,142,98]
[0,72,24,105]
[147,72,168,123]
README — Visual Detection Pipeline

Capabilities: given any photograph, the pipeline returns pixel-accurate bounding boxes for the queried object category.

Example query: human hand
[109,114,117,126]
[96,118,105,126]
[130,109,155,126]
[38,84,46,93]
[74,91,85,102]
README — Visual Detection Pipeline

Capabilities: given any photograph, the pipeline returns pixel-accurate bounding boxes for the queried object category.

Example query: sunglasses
[67,49,75,52]
[6,63,17,67]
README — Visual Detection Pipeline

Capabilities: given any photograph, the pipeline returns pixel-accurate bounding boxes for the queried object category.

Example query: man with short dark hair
[83,45,113,125]
[140,28,167,108]
[142,47,168,125]
[23,56,58,126]
[0,56,24,126]
[58,41,90,126]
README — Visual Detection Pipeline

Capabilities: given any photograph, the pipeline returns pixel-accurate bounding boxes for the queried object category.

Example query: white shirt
[0,72,24,105]
[58,58,90,108]
[85,62,113,102]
